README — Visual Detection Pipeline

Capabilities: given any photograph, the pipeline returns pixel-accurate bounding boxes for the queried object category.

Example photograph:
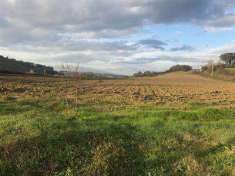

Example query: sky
[1,0,235,75]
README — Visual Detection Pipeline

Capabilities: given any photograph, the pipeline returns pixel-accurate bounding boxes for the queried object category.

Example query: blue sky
[1,0,235,75]
[134,24,235,50]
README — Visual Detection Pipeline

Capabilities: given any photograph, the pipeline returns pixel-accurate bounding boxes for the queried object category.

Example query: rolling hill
[0,55,56,75]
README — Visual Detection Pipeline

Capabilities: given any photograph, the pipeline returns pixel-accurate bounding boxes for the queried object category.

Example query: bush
[168,65,192,72]
[201,64,225,72]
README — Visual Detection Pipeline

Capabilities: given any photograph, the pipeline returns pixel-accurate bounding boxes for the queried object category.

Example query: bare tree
[207,60,214,76]
[72,64,80,107]
[60,64,80,109]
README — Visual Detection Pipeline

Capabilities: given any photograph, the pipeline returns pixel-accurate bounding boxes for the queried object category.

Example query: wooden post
[211,63,214,77]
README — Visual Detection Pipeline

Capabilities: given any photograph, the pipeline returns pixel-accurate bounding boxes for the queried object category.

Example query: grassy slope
[225,68,235,74]
[0,98,234,176]
[200,67,235,82]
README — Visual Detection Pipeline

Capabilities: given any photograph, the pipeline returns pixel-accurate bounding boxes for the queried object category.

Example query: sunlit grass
[0,98,234,175]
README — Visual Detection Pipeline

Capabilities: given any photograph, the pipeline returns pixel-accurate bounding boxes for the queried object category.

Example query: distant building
[220,53,235,66]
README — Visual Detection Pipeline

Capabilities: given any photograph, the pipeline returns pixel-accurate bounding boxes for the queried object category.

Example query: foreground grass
[0,99,234,176]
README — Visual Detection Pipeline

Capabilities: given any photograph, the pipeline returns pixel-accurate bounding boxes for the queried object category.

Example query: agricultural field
[0,72,235,175]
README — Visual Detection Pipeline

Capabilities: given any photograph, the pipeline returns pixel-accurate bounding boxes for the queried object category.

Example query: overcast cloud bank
[1,0,235,74]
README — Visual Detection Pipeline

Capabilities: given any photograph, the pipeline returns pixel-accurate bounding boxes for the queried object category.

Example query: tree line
[133,65,192,77]
[0,55,56,75]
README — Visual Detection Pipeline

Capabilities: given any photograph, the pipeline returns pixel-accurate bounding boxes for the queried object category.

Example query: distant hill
[80,72,128,80]
[61,71,128,80]
[168,65,192,72]
[0,55,56,75]
[133,65,193,77]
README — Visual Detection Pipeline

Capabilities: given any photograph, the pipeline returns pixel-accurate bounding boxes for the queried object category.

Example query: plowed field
[76,72,235,108]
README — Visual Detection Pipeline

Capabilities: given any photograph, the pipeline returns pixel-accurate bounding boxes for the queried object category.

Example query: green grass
[0,99,234,176]
[225,68,235,74]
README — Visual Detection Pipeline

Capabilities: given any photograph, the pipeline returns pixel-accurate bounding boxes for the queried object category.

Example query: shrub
[168,65,192,72]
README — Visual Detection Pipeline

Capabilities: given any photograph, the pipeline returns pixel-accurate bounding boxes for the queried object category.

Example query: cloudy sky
[1,0,235,74]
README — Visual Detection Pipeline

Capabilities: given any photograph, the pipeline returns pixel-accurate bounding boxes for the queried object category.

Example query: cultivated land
[0,72,234,175]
